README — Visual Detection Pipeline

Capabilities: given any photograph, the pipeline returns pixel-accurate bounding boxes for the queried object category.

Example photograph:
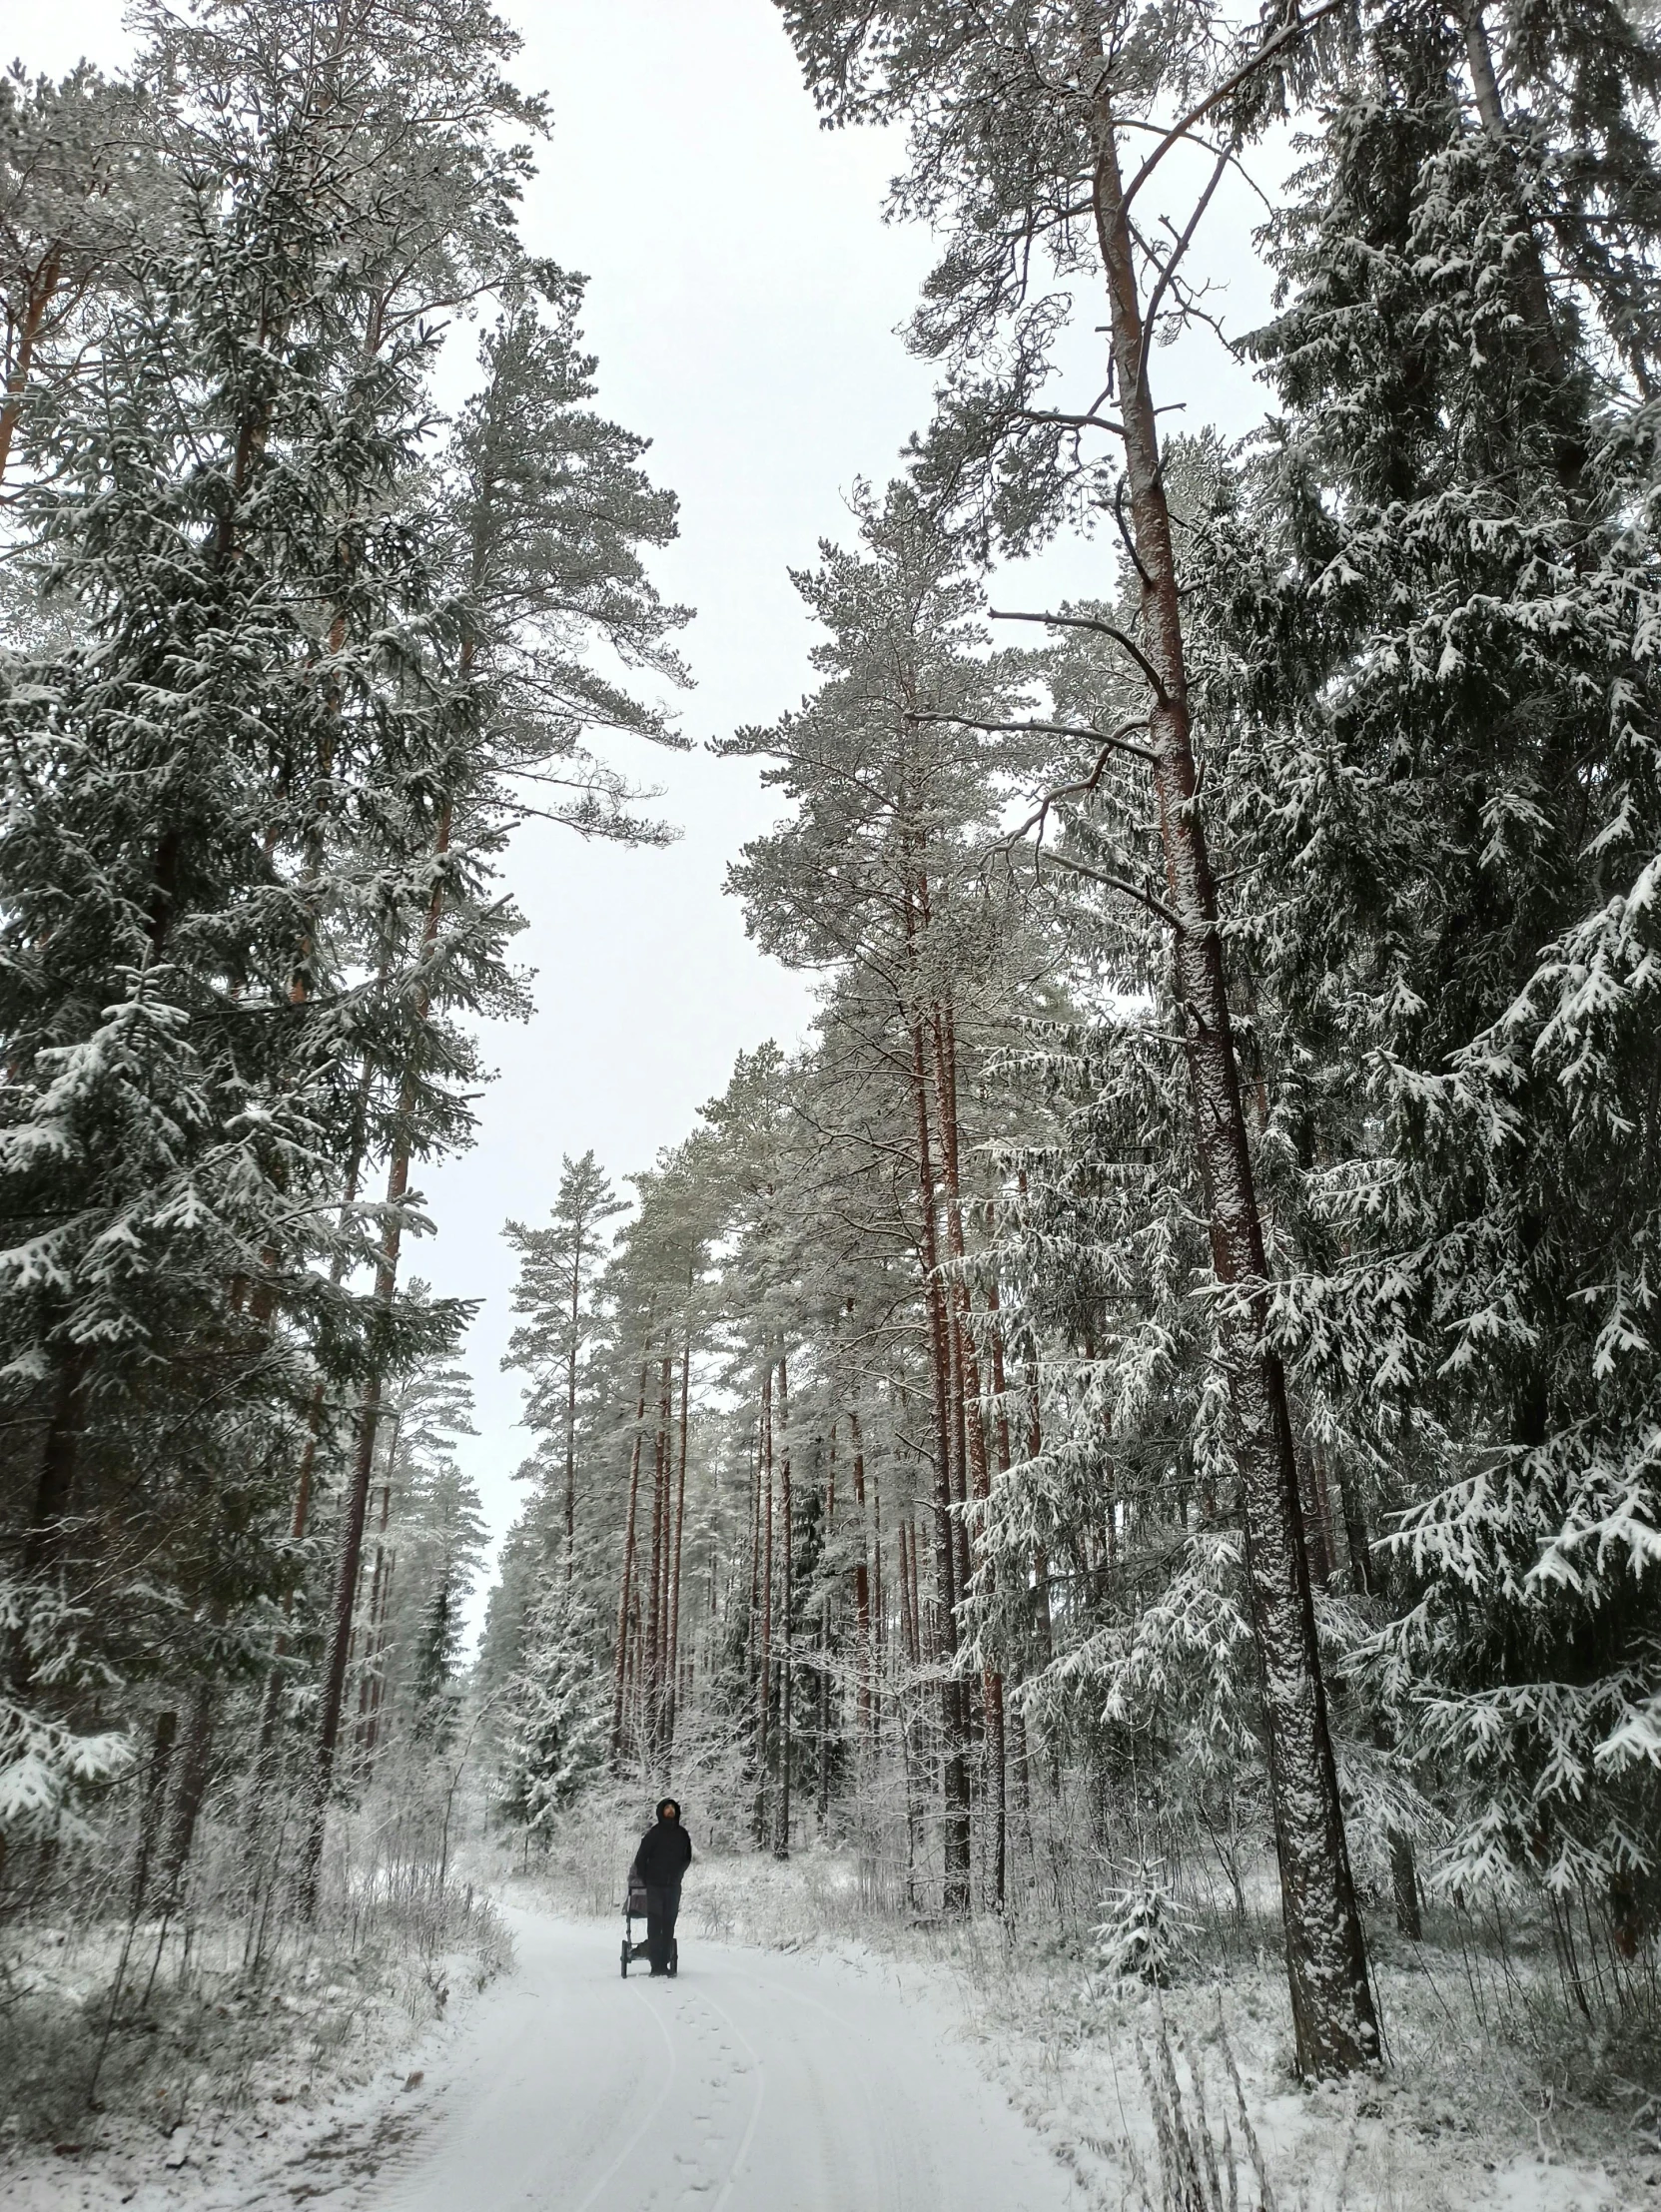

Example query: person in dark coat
[628,1799,692,1975]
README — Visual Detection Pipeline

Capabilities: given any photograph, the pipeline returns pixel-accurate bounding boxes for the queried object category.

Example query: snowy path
[367,1906,1077,2212]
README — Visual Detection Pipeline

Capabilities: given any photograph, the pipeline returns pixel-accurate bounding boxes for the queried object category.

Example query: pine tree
[370,1356,487,1756]
[0,0,687,1925]
[503,1152,627,1577]
[776,0,1379,2068]
[0,62,157,493]
[724,482,1043,1903]
[444,273,690,833]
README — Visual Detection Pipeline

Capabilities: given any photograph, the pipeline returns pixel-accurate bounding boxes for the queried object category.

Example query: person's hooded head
[655,1798,681,1824]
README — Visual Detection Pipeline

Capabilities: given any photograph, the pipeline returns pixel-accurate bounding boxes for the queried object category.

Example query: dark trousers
[645,1881,681,1971]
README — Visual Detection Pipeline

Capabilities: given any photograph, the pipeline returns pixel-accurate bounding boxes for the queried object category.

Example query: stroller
[620,1872,677,1977]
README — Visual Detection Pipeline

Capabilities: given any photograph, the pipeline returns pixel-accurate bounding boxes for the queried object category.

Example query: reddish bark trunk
[897,1519,917,1673]
[903,932,972,1910]
[851,1408,872,1744]
[667,1330,690,1750]
[0,248,61,489]
[304,812,450,1911]
[563,1236,583,1579]
[654,1353,672,1734]
[775,1356,793,1859]
[1086,94,1376,2073]
[757,1360,774,1826]
[611,1360,651,1759]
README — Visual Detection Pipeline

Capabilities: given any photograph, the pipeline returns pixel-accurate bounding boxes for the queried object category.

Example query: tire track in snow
[717,1957,895,2205]
[567,1980,678,2212]
[345,1908,1074,2212]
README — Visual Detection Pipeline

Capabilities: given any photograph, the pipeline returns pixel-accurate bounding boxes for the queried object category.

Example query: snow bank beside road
[0,1922,503,2212]
[617,1852,1653,2212]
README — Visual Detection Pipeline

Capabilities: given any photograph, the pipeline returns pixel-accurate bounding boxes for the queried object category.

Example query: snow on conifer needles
[0,0,684,2145]
[3,0,1661,2191]
[485,0,1658,2149]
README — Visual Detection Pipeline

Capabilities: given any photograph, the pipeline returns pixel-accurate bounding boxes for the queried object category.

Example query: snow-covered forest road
[370,1907,1073,2212]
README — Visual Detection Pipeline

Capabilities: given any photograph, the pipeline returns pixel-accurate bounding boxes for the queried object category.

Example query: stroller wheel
[620,1937,629,1977]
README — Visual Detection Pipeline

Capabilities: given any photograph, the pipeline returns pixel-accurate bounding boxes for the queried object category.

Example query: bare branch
[990,608,1170,703]
[979,711,1177,930]
[987,720,1155,853]
[1137,140,1233,397]
[1122,0,1350,215]
[1012,408,1127,436]
[1115,118,1276,215]
[907,710,1157,763]
[1034,847,1185,932]
[1113,475,1154,589]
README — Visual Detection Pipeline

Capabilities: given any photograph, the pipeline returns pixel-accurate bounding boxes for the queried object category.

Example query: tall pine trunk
[156,1682,216,1906]
[654,1353,672,1752]
[774,1355,793,1859]
[667,1330,690,1753]
[563,1239,583,1579]
[1083,94,1377,2074]
[851,1407,872,1745]
[611,1359,651,1760]
[304,803,452,1911]
[906,992,972,1911]
[933,998,1007,1909]
[756,1358,774,1840]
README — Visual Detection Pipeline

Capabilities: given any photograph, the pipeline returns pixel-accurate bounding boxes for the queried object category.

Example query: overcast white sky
[24,0,1282,1631]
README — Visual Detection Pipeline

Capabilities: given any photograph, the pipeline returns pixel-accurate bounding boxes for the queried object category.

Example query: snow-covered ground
[6,1881,1653,2211]
[366,1906,1075,2211]
[2,1903,1073,2212]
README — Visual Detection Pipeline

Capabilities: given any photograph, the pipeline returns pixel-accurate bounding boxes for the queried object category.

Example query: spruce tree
[1203,0,1661,1953]
[496,1575,608,1837]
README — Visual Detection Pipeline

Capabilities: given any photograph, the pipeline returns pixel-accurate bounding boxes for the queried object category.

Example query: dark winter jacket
[630,1802,693,1887]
